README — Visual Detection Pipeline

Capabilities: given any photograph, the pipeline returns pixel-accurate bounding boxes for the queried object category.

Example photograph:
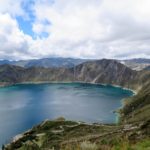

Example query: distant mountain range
[120,58,150,71]
[0,57,149,71]
[123,58,150,64]
[0,58,89,68]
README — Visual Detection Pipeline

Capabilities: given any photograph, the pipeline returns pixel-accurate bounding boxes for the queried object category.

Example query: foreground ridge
[4,117,150,150]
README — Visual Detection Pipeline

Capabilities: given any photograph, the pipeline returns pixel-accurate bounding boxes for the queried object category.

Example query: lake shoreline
[0,80,137,93]
[1,80,136,94]
[0,82,137,149]
[0,81,134,125]
[16,81,136,124]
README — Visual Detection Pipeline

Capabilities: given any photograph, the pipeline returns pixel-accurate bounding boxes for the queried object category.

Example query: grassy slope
[120,81,150,124]
[4,118,150,150]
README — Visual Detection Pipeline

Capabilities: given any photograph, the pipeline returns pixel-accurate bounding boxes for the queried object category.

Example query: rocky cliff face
[74,59,137,89]
[0,65,25,83]
[0,65,74,83]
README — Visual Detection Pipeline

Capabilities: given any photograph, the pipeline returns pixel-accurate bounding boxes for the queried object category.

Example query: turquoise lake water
[0,83,133,147]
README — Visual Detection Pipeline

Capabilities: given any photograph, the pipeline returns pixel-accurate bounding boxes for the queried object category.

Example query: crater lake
[0,83,133,147]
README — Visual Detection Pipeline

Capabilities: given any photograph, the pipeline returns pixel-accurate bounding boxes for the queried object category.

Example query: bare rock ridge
[74,59,138,89]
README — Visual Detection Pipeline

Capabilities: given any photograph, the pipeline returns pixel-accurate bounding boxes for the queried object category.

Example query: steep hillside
[0,65,25,83]
[0,58,89,68]
[0,65,74,84]
[120,80,150,124]
[74,59,137,89]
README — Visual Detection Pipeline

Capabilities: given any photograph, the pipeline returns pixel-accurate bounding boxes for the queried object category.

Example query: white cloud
[0,0,150,60]
[0,13,34,60]
[0,0,25,17]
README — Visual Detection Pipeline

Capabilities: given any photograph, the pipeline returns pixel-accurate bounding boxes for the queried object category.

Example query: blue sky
[17,16,34,36]
[0,0,150,60]
[17,0,34,36]
[16,0,50,38]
